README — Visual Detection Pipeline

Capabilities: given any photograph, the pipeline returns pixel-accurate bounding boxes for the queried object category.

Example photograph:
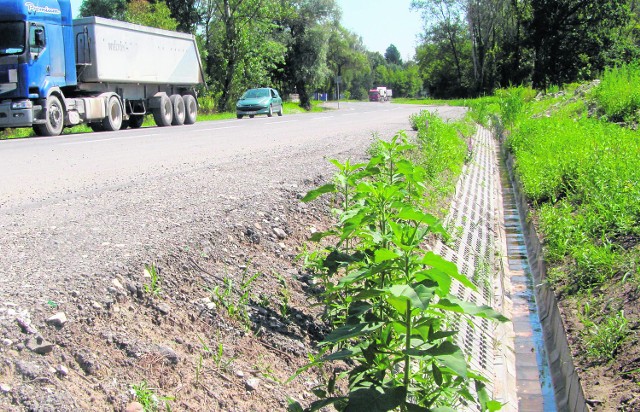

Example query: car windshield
[242,89,270,99]
[0,22,26,56]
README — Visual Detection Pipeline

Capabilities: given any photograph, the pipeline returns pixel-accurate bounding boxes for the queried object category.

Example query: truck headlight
[11,100,33,110]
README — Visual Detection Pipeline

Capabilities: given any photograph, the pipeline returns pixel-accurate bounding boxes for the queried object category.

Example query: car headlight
[11,100,33,110]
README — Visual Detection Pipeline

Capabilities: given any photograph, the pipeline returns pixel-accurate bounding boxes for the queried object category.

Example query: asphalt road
[0,102,465,308]
[0,102,465,212]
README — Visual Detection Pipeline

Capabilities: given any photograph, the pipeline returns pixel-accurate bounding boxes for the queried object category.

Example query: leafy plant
[292,134,506,411]
[144,264,162,296]
[131,380,174,412]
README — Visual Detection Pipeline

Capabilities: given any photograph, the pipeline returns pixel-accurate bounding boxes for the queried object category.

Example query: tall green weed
[505,89,640,290]
[292,133,505,411]
[591,63,640,122]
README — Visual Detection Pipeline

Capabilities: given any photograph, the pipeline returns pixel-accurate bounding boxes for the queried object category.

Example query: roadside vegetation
[465,65,640,407]
[292,110,507,410]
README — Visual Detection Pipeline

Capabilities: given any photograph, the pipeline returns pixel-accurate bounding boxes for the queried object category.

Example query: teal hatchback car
[236,88,284,119]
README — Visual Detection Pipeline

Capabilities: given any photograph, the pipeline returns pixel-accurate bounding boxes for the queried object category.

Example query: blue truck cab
[0,0,76,132]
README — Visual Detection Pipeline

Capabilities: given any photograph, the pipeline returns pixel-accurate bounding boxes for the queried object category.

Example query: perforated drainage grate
[432,126,517,411]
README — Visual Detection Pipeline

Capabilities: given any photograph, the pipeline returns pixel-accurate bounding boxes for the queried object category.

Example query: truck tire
[170,94,185,126]
[89,123,104,132]
[33,95,64,137]
[129,115,144,129]
[183,95,197,125]
[153,95,173,127]
[102,96,123,131]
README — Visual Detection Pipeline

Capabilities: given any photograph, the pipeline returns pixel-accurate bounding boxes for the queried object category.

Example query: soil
[0,119,413,411]
[554,267,640,411]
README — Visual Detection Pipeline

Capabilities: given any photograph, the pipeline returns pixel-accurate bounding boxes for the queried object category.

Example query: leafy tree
[412,0,468,91]
[125,0,178,30]
[199,0,285,111]
[326,26,370,99]
[164,0,201,32]
[276,0,339,109]
[79,0,126,19]
[526,0,630,88]
[384,43,403,65]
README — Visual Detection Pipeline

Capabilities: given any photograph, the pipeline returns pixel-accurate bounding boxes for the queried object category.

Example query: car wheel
[267,105,273,117]
[278,105,283,116]
[237,114,243,119]
[249,115,255,118]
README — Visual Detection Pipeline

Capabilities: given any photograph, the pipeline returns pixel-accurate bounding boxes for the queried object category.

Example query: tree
[412,0,468,90]
[79,0,126,19]
[125,0,178,30]
[165,0,201,32]
[326,26,369,99]
[526,0,630,88]
[276,0,339,109]
[199,0,285,111]
[384,44,403,65]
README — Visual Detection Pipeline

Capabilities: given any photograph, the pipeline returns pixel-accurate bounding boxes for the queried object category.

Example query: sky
[69,0,425,60]
[335,0,424,61]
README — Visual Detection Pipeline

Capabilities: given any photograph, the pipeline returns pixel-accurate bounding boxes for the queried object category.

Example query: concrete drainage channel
[432,125,587,411]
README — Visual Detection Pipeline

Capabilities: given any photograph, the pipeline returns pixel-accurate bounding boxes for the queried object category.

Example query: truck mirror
[34,29,45,48]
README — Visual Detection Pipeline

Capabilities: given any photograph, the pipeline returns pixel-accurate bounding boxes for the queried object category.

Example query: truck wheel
[183,95,197,125]
[102,96,123,131]
[89,123,104,132]
[170,94,185,126]
[129,115,144,129]
[153,95,173,127]
[33,95,64,137]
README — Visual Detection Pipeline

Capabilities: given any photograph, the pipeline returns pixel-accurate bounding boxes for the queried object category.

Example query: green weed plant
[591,63,640,123]
[291,133,506,411]
[131,380,173,412]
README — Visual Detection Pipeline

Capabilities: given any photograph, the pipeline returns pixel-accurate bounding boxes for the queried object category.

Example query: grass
[393,97,468,106]
[481,73,640,365]
[131,380,173,411]
[591,63,640,123]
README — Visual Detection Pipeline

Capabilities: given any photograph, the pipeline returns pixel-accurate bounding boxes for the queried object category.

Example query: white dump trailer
[0,0,205,137]
[70,17,205,132]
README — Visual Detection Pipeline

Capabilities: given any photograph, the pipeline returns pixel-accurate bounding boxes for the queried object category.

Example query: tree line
[79,0,639,105]
[79,0,421,110]
[411,0,640,98]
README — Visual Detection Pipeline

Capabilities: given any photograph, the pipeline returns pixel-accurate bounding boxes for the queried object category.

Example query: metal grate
[431,127,511,411]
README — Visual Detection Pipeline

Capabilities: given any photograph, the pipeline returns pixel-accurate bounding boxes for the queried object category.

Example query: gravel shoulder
[0,107,467,411]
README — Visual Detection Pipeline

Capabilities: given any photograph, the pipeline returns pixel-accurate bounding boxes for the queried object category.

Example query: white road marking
[63,133,161,145]
[195,126,242,131]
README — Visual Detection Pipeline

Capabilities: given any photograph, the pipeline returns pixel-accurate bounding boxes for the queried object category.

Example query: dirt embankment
[0,125,405,411]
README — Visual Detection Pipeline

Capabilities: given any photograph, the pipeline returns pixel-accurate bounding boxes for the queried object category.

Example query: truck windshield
[0,22,26,56]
